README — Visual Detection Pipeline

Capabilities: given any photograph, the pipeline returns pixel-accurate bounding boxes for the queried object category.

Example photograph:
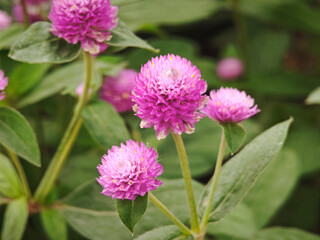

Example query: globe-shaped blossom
[0,70,8,101]
[100,69,137,113]
[0,10,11,31]
[131,54,208,140]
[202,87,260,123]
[49,0,118,54]
[97,140,163,200]
[216,58,244,80]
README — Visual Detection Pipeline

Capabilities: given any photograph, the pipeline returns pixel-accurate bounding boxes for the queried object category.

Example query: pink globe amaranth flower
[131,54,208,140]
[216,58,244,80]
[100,69,137,113]
[49,0,118,55]
[0,10,11,31]
[97,140,163,200]
[202,87,260,123]
[0,70,8,101]
[13,4,43,23]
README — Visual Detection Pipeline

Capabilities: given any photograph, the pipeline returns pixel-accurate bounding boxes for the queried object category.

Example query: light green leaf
[0,154,23,198]
[198,118,292,222]
[206,203,257,239]
[41,208,67,240]
[1,197,28,240]
[82,100,130,149]
[222,123,246,154]
[9,22,81,64]
[109,21,159,53]
[0,24,24,50]
[253,227,320,240]
[306,87,320,105]
[116,193,148,233]
[0,107,40,167]
[243,149,299,228]
[134,225,181,240]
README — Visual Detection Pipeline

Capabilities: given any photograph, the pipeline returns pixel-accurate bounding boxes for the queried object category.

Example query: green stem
[21,0,30,28]
[200,131,226,230]
[171,133,200,233]
[6,148,31,198]
[149,192,192,236]
[34,51,93,203]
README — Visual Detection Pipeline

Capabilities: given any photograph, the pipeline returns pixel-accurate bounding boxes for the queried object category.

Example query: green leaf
[243,149,299,228]
[109,21,159,53]
[9,22,81,64]
[0,154,23,198]
[116,193,148,233]
[222,123,246,154]
[82,100,130,149]
[306,87,320,105]
[198,118,292,222]
[253,227,320,240]
[0,107,40,167]
[0,24,24,50]
[206,203,257,239]
[41,208,67,240]
[1,197,28,240]
[134,225,181,240]
[7,63,51,96]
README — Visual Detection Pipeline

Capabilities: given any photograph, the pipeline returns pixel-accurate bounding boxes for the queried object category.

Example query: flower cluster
[0,70,8,101]
[216,58,244,80]
[97,140,163,200]
[202,87,260,123]
[49,0,118,54]
[0,10,11,31]
[100,69,137,113]
[131,54,207,140]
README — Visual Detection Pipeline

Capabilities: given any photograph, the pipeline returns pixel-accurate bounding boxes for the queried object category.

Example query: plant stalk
[149,192,192,236]
[34,51,93,203]
[200,131,226,229]
[171,133,200,234]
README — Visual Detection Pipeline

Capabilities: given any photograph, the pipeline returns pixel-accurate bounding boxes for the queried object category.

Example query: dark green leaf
[1,197,28,240]
[0,154,23,198]
[116,193,148,233]
[0,24,24,50]
[109,21,159,53]
[198,118,292,222]
[41,208,67,240]
[222,123,246,154]
[0,107,40,167]
[9,22,81,64]
[253,227,320,240]
[82,101,130,149]
[243,149,299,228]
[306,87,320,105]
[134,225,181,240]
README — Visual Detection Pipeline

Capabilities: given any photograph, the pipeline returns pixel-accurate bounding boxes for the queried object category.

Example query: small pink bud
[216,58,244,80]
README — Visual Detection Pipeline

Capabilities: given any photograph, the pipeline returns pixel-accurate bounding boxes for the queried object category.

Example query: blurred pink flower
[13,4,43,23]
[0,10,11,31]
[97,140,163,200]
[202,87,260,123]
[100,69,137,113]
[216,58,244,80]
[0,70,9,101]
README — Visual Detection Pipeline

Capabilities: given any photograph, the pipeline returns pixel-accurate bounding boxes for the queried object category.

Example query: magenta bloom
[100,69,137,113]
[0,70,8,101]
[131,54,207,140]
[0,10,11,31]
[202,87,260,123]
[97,140,163,200]
[49,0,118,54]
[216,58,244,80]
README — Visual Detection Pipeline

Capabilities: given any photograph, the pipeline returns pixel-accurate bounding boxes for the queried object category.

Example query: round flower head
[49,0,118,54]
[0,10,11,31]
[100,69,137,113]
[216,58,244,80]
[97,140,163,200]
[202,87,260,123]
[0,70,8,101]
[131,54,208,140]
